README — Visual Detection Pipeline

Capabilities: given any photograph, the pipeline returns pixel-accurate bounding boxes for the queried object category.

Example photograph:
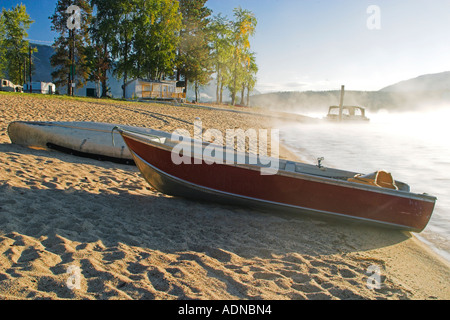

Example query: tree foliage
[132,0,182,81]
[88,0,117,97]
[50,0,92,95]
[0,1,258,102]
[210,14,233,104]
[208,8,258,105]
[89,0,181,98]
[0,4,34,84]
[177,0,212,101]
[46,0,258,103]
[228,7,257,106]
[0,12,6,78]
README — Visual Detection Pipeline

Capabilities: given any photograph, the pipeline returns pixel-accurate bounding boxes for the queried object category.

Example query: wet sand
[0,92,449,300]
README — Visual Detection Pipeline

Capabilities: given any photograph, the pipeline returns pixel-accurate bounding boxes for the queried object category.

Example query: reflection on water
[279,108,450,261]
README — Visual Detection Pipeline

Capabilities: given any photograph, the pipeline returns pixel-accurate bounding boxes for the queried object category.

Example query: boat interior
[121,129,411,193]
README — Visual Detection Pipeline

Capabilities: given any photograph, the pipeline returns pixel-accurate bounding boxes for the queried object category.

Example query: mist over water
[278,107,450,261]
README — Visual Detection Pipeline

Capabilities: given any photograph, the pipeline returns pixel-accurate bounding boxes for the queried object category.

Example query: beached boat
[116,128,436,233]
[7,121,171,164]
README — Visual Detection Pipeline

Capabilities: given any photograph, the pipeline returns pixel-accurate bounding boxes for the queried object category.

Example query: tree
[177,0,212,101]
[240,51,258,106]
[0,4,34,85]
[50,0,92,96]
[0,14,6,78]
[91,0,181,99]
[132,0,182,81]
[0,16,6,78]
[89,0,117,97]
[228,7,257,106]
[84,42,110,97]
[109,0,136,99]
[209,14,233,104]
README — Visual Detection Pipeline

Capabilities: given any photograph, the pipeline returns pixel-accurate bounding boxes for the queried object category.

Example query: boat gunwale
[118,129,437,204]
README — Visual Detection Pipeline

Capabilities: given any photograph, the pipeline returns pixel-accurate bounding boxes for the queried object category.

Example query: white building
[0,79,23,92]
[23,81,56,94]
[124,79,186,101]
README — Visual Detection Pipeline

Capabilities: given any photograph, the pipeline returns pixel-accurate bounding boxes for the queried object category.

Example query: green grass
[0,90,260,113]
[0,90,132,104]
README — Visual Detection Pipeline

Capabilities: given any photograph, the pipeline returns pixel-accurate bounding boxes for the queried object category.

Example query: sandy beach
[0,92,449,300]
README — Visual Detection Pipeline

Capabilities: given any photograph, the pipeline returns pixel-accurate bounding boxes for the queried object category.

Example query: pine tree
[50,0,92,96]
[0,4,34,85]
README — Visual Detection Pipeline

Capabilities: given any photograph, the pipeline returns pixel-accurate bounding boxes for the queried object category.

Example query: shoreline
[279,140,450,265]
[0,92,449,300]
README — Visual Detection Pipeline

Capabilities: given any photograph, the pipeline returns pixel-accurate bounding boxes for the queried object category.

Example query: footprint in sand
[147,267,171,292]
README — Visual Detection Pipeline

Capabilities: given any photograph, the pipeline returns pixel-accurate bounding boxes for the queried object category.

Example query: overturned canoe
[7,121,170,164]
[116,127,436,232]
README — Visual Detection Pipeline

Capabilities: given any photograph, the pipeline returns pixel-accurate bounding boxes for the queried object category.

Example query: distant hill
[31,44,54,82]
[250,72,450,113]
[185,82,260,103]
[249,90,401,113]
[380,71,450,92]
[24,44,450,108]
[30,44,123,97]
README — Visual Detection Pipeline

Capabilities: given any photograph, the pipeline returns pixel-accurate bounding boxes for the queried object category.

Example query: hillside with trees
[250,72,450,113]
[1,1,259,105]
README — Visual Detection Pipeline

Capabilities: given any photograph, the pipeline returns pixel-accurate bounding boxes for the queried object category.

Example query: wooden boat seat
[348,170,398,190]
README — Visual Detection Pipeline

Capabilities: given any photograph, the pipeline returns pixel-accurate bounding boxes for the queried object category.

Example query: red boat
[116,128,436,233]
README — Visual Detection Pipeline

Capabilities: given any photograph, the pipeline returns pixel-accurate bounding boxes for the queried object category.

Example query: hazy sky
[3,0,450,93]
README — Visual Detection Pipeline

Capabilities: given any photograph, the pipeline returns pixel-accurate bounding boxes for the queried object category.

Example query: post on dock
[338,85,345,122]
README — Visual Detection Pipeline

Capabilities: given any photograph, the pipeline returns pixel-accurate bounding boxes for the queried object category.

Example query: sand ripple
[0,93,449,300]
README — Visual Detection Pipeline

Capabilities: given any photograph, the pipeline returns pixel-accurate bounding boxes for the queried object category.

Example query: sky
[2,0,450,93]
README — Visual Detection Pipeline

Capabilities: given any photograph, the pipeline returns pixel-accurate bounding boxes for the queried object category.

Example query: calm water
[279,108,450,261]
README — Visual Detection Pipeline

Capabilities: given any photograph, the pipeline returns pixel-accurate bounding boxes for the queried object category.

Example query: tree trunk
[246,85,250,106]
[67,74,71,96]
[231,60,238,105]
[195,81,199,103]
[240,82,245,105]
[122,34,129,99]
[101,75,107,98]
[216,68,220,104]
[123,73,127,99]
[101,41,108,97]
[219,81,224,104]
[68,31,72,96]
[184,75,188,101]
[71,30,75,96]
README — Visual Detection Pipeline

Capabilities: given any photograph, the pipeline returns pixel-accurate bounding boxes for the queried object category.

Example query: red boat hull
[120,132,435,232]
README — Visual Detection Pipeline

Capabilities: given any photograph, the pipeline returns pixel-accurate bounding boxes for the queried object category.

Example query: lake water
[278,108,450,262]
